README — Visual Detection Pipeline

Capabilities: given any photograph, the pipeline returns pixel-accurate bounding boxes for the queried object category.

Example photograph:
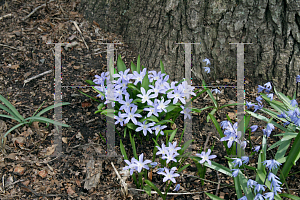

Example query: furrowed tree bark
[78,0,300,96]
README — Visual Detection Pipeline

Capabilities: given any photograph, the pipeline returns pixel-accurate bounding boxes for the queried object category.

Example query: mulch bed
[0,0,299,199]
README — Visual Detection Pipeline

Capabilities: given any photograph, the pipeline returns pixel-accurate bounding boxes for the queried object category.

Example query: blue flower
[296,75,300,83]
[173,184,180,191]
[262,159,281,171]
[203,67,210,73]
[136,121,155,136]
[277,112,287,118]
[180,105,192,119]
[255,184,266,193]
[264,82,272,91]
[246,101,255,109]
[247,179,257,188]
[264,192,275,200]
[241,156,249,165]
[267,93,274,101]
[256,96,263,104]
[157,167,180,183]
[257,85,265,93]
[290,99,298,107]
[253,145,260,152]
[231,169,240,177]
[137,87,158,104]
[238,196,247,200]
[232,158,243,167]
[254,193,264,200]
[212,89,221,94]
[253,103,263,112]
[250,125,258,132]
[203,58,211,65]
[123,106,142,125]
[195,149,217,166]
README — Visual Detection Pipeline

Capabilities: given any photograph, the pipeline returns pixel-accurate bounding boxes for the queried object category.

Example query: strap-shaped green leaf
[117,54,126,72]
[0,94,24,122]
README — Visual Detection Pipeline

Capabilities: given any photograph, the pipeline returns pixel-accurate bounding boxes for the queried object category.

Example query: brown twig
[71,21,89,49]
[0,14,13,21]
[0,44,25,51]
[21,0,55,21]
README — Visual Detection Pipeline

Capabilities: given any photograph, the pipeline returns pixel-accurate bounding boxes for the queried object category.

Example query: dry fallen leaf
[14,165,25,175]
[67,186,76,196]
[38,169,48,178]
[62,137,68,144]
[12,137,26,147]
[45,144,58,156]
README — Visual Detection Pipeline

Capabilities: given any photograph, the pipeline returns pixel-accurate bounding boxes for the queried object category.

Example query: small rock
[222,78,230,82]
[228,100,236,108]
[228,112,236,120]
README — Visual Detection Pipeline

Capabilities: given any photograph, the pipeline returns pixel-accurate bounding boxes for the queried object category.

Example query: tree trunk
[78,0,300,96]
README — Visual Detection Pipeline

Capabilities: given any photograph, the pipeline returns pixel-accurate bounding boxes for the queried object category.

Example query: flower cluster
[156,141,181,164]
[246,82,274,113]
[276,99,300,127]
[93,68,196,136]
[219,121,246,149]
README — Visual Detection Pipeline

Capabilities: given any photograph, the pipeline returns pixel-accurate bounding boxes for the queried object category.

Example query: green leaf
[24,116,70,127]
[191,88,209,102]
[117,54,126,72]
[178,139,193,155]
[0,114,20,121]
[205,192,224,200]
[120,140,128,160]
[202,80,218,108]
[85,80,96,85]
[129,131,138,159]
[154,120,174,126]
[165,105,178,112]
[35,102,70,117]
[280,131,300,180]
[131,61,137,72]
[168,128,178,143]
[207,108,217,123]
[280,193,300,200]
[141,70,149,92]
[3,122,28,140]
[144,185,152,196]
[0,94,24,122]
[192,157,232,177]
[178,164,190,173]
[208,113,230,155]
[141,115,159,123]
[127,84,141,93]
[126,122,137,131]
[145,180,163,198]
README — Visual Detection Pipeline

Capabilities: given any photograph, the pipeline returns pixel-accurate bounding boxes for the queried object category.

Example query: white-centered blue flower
[134,153,152,173]
[157,97,171,113]
[247,179,257,189]
[195,149,217,166]
[123,106,142,125]
[156,143,168,156]
[132,68,147,85]
[157,167,180,183]
[151,125,167,136]
[180,105,192,119]
[136,121,155,136]
[123,157,138,175]
[211,88,221,94]
[137,87,157,104]
[161,150,178,164]
[114,111,127,126]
